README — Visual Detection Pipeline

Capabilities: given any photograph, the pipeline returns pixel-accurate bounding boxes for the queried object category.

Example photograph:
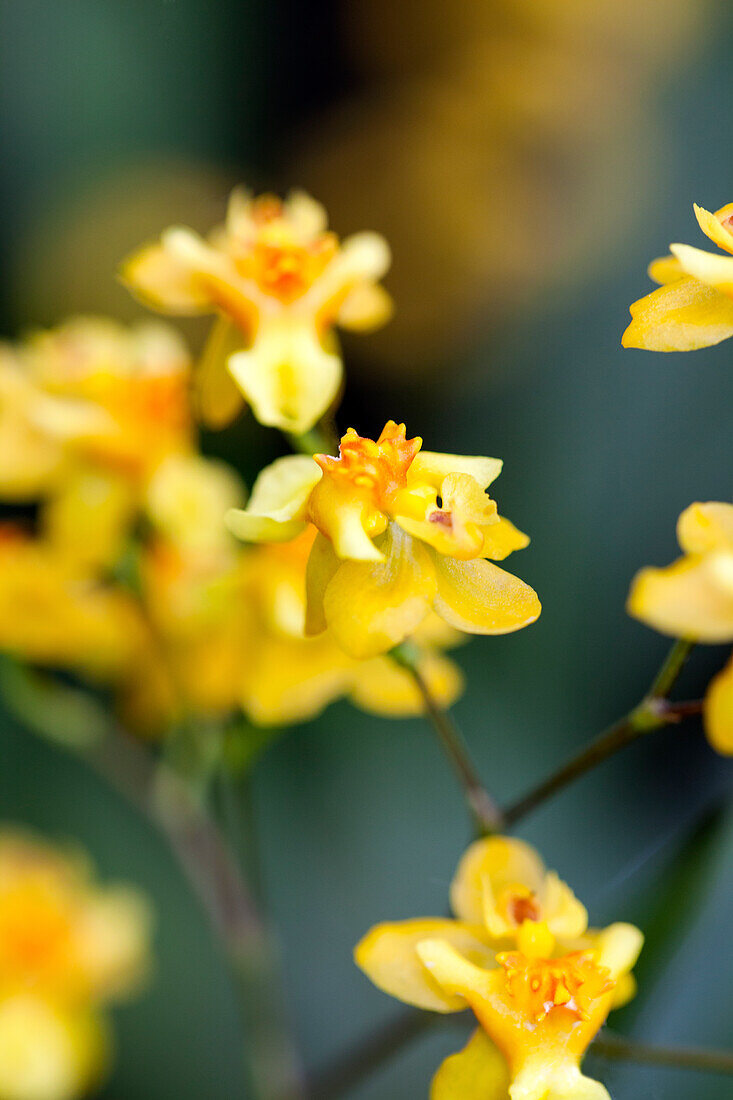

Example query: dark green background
[0,2,731,1097]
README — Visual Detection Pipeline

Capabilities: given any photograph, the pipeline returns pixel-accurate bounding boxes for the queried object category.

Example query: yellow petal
[594,923,644,981]
[226,455,321,544]
[355,920,493,1013]
[240,635,353,727]
[677,501,733,555]
[120,242,213,314]
[195,316,246,429]
[610,972,637,1010]
[541,873,588,941]
[337,282,394,332]
[146,454,245,554]
[410,452,503,492]
[0,996,107,1100]
[305,531,341,634]
[671,242,733,296]
[322,527,437,658]
[627,554,733,642]
[432,555,541,636]
[227,323,342,433]
[704,654,733,755]
[622,276,733,351]
[431,1029,509,1100]
[349,651,464,717]
[415,938,492,1002]
[647,254,685,284]
[694,203,733,255]
[511,1060,610,1100]
[482,517,530,561]
[42,472,137,571]
[284,189,329,237]
[451,837,545,926]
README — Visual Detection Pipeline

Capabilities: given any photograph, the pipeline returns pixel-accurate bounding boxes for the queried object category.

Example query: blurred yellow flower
[236,529,464,726]
[123,525,463,734]
[0,830,151,1100]
[20,316,192,478]
[227,421,540,658]
[628,500,733,753]
[623,202,733,351]
[356,836,642,1100]
[0,525,147,682]
[121,189,392,433]
[704,654,733,755]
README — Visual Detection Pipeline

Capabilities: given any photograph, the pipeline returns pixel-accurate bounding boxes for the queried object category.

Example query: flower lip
[314,422,422,511]
[496,949,614,1025]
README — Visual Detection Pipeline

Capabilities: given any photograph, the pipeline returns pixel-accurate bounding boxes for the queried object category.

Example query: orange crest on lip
[497,950,613,1024]
[315,421,422,509]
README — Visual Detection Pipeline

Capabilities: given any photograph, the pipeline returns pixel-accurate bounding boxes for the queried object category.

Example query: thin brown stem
[393,645,503,835]
[592,1031,733,1076]
[504,639,697,826]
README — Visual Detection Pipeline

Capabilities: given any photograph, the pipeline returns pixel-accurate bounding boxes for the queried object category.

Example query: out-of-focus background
[1,1,732,1097]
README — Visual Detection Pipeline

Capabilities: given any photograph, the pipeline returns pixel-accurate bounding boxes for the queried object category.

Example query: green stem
[592,1031,733,1076]
[392,643,503,835]
[503,639,697,826]
[286,418,338,456]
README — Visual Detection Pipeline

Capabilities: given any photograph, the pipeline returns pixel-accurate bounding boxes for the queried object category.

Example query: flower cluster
[0,312,461,734]
[356,836,642,1099]
[5,180,729,1100]
[0,829,150,1100]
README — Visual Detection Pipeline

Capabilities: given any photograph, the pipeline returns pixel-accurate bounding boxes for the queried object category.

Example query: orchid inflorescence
[0,187,729,1100]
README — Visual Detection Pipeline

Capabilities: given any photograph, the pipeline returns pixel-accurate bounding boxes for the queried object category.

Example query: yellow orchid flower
[121,188,392,433]
[23,316,193,478]
[355,836,642,1100]
[628,500,733,753]
[623,202,733,350]
[226,421,541,658]
[0,830,150,1100]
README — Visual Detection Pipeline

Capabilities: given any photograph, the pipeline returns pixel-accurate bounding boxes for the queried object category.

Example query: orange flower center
[0,883,73,979]
[232,198,338,302]
[315,422,422,511]
[497,950,613,1024]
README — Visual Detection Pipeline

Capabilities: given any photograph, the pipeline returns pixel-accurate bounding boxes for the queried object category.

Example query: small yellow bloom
[623,202,733,350]
[628,501,733,642]
[23,316,193,478]
[121,188,392,433]
[355,837,642,1100]
[628,501,733,754]
[0,830,151,1100]
[226,422,540,658]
